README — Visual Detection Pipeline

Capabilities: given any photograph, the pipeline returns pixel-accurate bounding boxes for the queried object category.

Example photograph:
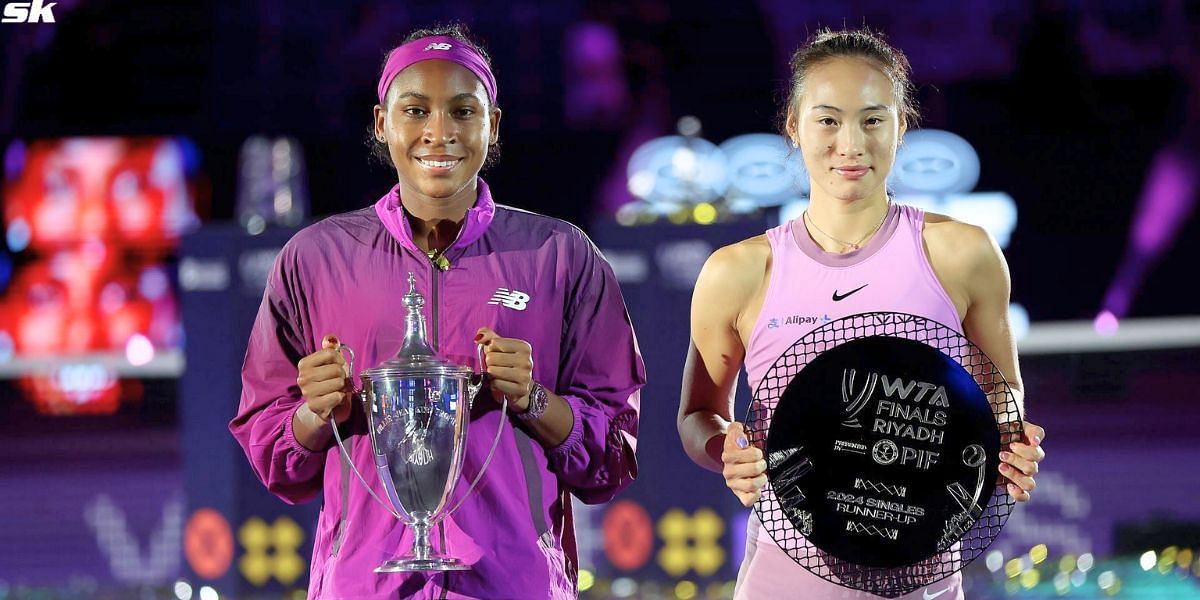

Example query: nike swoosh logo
[832,284,868,302]
[923,585,953,600]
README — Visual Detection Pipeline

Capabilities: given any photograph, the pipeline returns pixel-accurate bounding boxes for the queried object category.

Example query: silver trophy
[332,273,506,572]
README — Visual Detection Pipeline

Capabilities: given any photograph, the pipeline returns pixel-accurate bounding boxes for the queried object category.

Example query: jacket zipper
[408,216,468,354]
[427,228,465,353]
[430,260,440,352]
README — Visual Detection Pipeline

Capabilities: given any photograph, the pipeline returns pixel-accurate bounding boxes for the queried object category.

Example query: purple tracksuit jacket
[230,179,645,599]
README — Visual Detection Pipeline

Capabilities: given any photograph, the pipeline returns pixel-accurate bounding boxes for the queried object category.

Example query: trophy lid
[359,273,474,381]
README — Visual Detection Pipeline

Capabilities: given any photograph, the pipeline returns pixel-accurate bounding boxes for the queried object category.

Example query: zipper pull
[426,250,451,271]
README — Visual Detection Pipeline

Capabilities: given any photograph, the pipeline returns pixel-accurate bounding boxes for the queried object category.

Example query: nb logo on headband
[424,42,452,51]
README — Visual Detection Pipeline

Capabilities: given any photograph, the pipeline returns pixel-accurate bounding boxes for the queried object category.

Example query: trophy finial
[398,272,435,359]
[403,273,425,311]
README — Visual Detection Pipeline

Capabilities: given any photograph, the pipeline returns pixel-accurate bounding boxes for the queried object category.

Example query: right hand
[296,334,353,424]
[723,422,767,507]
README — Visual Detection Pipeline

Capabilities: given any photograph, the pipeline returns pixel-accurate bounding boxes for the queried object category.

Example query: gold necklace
[803,201,890,252]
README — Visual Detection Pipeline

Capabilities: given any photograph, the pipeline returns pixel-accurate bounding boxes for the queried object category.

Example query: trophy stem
[412,515,433,562]
[374,512,471,572]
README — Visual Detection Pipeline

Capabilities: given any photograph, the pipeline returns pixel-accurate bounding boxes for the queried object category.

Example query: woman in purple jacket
[231,24,645,599]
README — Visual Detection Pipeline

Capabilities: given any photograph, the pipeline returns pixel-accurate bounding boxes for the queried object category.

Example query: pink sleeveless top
[736,203,966,600]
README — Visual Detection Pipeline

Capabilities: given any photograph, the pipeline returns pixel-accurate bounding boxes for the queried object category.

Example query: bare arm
[678,240,768,473]
[959,227,1024,400]
[929,219,1044,501]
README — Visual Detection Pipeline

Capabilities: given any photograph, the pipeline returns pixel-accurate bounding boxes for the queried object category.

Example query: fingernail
[1000,463,1011,471]
[736,436,749,449]
[1033,435,1042,445]
[474,333,484,342]
[999,451,1010,460]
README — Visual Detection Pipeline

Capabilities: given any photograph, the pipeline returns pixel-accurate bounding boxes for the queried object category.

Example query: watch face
[516,383,548,420]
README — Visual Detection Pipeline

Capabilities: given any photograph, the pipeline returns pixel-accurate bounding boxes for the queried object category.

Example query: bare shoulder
[922,212,996,270]
[922,212,1009,308]
[708,234,770,271]
[693,234,771,314]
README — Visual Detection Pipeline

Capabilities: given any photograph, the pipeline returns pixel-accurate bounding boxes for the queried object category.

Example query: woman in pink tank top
[677,28,1047,599]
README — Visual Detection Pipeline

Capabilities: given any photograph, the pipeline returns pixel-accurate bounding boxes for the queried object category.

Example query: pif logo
[238,516,306,586]
[656,508,725,577]
[2,0,57,23]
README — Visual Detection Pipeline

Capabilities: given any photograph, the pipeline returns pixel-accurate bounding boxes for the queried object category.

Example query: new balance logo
[488,288,530,311]
[2,0,56,23]
[424,42,452,51]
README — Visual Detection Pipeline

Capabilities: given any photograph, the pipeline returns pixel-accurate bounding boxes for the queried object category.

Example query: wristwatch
[516,382,550,423]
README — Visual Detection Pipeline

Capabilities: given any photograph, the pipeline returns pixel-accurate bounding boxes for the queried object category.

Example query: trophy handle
[441,343,510,519]
[470,342,486,409]
[329,342,403,520]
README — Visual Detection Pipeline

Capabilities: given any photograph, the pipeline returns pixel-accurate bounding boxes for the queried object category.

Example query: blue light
[888,129,981,195]
[6,218,31,253]
[626,136,729,205]
[718,133,809,203]
[0,253,10,290]
[3,139,26,182]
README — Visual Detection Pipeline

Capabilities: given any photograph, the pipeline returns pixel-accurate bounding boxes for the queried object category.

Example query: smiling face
[374,59,500,205]
[787,57,906,203]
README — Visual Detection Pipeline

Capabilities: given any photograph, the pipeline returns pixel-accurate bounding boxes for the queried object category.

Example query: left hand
[1000,420,1045,502]
[476,327,534,411]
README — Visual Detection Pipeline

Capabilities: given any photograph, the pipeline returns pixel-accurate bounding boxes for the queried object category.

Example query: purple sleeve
[545,232,646,504]
[228,244,325,505]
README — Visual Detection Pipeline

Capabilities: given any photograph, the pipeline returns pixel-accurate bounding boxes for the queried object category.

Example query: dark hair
[779,27,920,136]
[369,23,501,170]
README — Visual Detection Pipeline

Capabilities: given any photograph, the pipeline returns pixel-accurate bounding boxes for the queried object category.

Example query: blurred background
[1,1,1199,599]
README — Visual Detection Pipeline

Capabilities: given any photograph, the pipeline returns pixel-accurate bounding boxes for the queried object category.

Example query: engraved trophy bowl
[331,273,507,572]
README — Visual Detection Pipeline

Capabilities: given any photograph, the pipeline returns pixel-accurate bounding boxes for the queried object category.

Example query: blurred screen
[0,137,200,415]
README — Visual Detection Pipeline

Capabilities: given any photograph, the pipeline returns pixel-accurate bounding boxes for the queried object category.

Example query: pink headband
[376,35,498,105]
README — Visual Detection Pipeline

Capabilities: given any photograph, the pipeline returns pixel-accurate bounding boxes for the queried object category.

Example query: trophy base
[374,557,471,572]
